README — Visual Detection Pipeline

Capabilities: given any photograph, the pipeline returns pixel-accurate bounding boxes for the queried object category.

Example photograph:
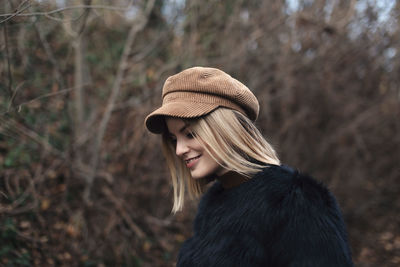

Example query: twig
[1,83,90,116]
[70,0,92,173]
[0,172,38,215]
[318,102,385,157]
[73,37,85,150]
[84,0,156,203]
[0,4,134,19]
[0,0,31,24]
[101,186,145,239]
[3,18,13,102]
[0,116,65,158]
[0,115,112,190]
[7,81,24,112]
[32,19,66,88]
[145,215,173,228]
[4,172,15,199]
[43,12,78,23]
[77,0,92,36]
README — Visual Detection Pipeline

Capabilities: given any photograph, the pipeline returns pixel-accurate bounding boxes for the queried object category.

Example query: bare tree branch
[32,19,66,88]
[7,81,23,112]
[101,186,145,239]
[0,4,134,21]
[0,0,31,24]
[77,0,92,36]
[3,19,13,103]
[83,0,156,203]
[0,115,113,187]
[72,0,92,179]
[0,116,65,157]
[1,83,90,116]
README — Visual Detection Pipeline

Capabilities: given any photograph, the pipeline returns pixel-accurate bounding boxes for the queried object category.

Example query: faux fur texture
[177,164,353,267]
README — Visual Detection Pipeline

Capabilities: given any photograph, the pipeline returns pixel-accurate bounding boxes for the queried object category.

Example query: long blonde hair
[162,108,280,213]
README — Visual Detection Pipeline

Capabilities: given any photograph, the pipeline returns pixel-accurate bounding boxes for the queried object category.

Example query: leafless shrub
[1,0,399,266]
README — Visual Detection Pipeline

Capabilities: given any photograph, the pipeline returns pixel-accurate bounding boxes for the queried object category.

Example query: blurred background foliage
[0,0,399,266]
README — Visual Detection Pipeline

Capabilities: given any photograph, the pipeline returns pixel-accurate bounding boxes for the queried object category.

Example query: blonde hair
[162,108,280,213]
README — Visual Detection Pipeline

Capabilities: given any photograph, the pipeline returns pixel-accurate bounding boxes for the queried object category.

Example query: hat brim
[145,102,219,134]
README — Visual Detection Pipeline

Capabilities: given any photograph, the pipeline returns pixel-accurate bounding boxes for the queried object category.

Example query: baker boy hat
[145,67,259,134]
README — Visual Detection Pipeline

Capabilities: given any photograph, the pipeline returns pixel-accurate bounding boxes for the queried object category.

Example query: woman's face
[165,117,227,179]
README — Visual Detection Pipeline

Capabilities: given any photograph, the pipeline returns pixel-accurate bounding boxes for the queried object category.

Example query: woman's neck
[217,171,249,189]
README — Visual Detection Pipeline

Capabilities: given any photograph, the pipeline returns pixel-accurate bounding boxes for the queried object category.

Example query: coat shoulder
[254,164,338,211]
[254,165,354,266]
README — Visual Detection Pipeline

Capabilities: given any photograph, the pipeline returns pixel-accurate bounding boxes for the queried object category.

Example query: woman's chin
[190,169,208,180]
[190,172,203,179]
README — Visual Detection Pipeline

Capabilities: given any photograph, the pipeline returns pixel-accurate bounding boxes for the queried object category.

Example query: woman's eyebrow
[168,123,190,136]
[179,124,188,133]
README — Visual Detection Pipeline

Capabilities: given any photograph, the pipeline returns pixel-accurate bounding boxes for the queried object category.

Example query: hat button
[201,72,212,78]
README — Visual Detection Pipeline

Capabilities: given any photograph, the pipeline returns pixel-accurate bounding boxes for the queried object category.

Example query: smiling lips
[185,155,201,168]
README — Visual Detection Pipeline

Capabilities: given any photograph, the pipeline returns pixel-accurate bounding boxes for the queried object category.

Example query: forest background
[0,0,399,266]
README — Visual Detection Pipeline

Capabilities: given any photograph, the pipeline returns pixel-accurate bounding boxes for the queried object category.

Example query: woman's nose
[175,139,189,157]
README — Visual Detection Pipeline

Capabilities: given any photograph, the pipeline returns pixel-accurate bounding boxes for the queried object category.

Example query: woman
[145,67,354,266]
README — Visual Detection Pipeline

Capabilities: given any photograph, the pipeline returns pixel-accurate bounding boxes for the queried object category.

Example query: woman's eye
[186,132,195,139]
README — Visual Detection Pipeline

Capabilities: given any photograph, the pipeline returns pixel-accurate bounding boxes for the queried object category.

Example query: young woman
[145,67,354,266]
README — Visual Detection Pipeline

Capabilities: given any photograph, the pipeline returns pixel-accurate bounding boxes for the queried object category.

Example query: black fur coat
[177,164,353,266]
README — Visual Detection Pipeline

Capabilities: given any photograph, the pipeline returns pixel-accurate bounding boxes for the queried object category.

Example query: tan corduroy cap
[145,67,259,134]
